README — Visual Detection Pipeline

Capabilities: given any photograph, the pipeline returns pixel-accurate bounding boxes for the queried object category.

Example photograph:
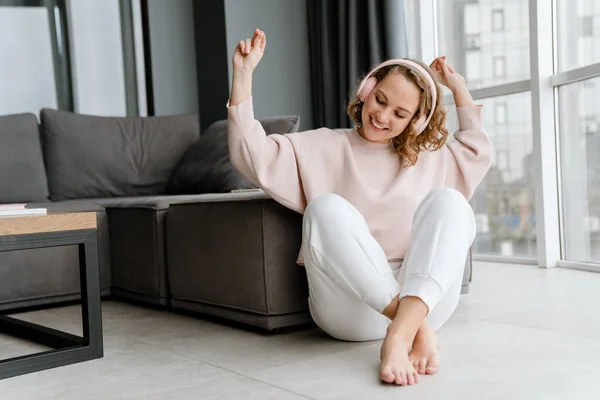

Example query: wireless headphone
[356,59,437,135]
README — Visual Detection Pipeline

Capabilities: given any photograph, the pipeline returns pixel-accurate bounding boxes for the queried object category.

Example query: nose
[375,108,392,124]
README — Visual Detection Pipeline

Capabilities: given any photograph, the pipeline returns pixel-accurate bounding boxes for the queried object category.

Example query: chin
[362,123,391,143]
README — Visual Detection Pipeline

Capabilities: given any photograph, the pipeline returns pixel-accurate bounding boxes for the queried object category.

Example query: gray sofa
[0,109,472,331]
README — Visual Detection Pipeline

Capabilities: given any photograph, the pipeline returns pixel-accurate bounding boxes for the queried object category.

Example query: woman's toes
[426,364,438,375]
[395,371,406,386]
[417,360,427,374]
[413,371,420,383]
[411,359,418,369]
[407,372,416,385]
[381,370,395,383]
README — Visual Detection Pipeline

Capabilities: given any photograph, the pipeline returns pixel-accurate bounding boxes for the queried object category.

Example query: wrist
[233,69,253,80]
[451,82,469,96]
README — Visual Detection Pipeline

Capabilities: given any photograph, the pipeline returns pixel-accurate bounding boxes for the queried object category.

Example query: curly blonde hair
[347,59,448,167]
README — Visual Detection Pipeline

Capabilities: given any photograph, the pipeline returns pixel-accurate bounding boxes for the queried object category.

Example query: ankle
[382,296,399,320]
[386,323,414,347]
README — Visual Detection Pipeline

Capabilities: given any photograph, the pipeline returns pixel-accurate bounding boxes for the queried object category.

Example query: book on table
[0,204,47,217]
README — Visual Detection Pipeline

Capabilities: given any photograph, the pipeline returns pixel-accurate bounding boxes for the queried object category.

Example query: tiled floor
[1,261,600,399]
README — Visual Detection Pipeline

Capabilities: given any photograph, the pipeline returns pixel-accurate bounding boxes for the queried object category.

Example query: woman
[227,29,492,386]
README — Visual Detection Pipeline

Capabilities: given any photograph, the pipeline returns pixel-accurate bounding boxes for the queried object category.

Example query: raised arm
[430,57,492,199]
[227,29,306,213]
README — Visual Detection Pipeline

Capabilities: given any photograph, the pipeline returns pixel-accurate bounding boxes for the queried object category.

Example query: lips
[369,115,388,132]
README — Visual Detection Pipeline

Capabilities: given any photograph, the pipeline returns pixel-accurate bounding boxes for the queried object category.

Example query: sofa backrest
[0,113,50,203]
[40,109,200,201]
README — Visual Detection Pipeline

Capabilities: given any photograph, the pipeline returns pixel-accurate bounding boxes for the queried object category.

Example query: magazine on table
[0,204,47,217]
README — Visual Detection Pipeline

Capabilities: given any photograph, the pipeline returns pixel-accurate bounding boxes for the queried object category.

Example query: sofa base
[110,286,169,307]
[170,298,314,331]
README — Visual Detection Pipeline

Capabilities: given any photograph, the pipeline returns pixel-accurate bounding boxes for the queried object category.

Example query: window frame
[423,0,600,272]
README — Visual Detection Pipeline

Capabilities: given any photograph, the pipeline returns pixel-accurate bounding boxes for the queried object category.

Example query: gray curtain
[307,0,408,129]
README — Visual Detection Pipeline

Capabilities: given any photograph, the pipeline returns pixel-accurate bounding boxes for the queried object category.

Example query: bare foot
[380,328,420,386]
[408,322,440,375]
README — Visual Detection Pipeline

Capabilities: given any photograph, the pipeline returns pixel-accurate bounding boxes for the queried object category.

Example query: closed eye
[376,96,407,119]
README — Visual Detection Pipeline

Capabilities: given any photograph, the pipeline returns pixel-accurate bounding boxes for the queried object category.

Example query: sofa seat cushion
[40,109,200,201]
[0,113,49,203]
[78,191,270,211]
[167,115,300,194]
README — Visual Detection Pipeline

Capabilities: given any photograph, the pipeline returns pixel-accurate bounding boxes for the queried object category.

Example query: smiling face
[358,72,422,144]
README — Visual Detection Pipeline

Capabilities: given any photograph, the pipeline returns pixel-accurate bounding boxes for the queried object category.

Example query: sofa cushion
[70,191,269,211]
[40,109,200,201]
[167,115,300,194]
[0,113,49,203]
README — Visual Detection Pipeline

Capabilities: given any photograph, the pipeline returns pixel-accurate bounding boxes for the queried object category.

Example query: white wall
[0,6,57,115]
[147,0,198,116]
[67,0,127,116]
[224,0,313,130]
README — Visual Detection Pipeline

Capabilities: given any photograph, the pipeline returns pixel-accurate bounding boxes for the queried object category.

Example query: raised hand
[429,56,466,93]
[232,29,267,75]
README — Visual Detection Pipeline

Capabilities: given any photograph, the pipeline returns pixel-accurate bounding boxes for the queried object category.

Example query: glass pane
[0,6,58,115]
[557,0,600,70]
[446,92,536,256]
[559,77,600,262]
[436,0,530,91]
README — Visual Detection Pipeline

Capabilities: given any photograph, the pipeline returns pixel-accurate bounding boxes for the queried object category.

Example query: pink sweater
[227,97,492,265]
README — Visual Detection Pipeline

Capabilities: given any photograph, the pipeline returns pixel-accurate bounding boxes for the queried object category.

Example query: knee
[304,193,349,223]
[419,187,474,223]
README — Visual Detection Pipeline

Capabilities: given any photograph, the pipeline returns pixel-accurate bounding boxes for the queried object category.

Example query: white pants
[302,188,476,342]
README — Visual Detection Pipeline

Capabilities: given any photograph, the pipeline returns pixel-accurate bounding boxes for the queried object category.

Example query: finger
[238,40,245,53]
[245,38,251,54]
[252,30,261,48]
[260,30,266,50]
[441,60,453,77]
[434,57,445,73]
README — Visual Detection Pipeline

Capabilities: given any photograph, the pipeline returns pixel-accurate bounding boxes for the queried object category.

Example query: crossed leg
[302,188,475,386]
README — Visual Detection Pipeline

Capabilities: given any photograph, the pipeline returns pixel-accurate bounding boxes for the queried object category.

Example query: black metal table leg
[0,230,103,380]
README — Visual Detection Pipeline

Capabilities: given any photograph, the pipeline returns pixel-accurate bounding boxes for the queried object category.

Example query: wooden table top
[0,212,97,237]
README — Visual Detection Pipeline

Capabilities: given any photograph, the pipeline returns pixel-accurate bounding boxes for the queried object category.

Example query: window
[581,16,593,37]
[559,77,600,262]
[493,56,506,78]
[492,9,504,31]
[446,92,536,257]
[557,0,600,70]
[429,0,600,268]
[0,1,72,114]
[495,102,507,124]
[465,51,481,82]
[583,117,598,134]
[436,0,529,90]
[465,34,481,51]
[497,150,509,170]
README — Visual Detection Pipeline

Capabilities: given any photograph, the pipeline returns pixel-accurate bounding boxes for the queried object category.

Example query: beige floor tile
[248,316,600,400]
[0,335,232,400]
[143,374,312,400]
[2,262,600,400]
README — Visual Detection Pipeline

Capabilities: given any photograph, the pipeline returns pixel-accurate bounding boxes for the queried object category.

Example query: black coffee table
[0,212,103,379]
